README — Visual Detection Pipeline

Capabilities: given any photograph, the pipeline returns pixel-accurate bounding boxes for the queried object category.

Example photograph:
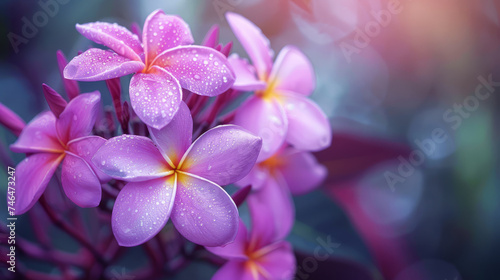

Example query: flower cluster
[4,9,331,280]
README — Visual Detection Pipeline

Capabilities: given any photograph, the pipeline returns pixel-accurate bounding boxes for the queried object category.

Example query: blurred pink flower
[11,91,107,215]
[226,12,331,161]
[206,206,296,280]
[92,102,262,247]
[238,145,327,240]
[64,9,235,129]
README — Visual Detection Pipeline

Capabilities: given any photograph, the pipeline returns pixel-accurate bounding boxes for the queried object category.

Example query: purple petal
[281,93,331,151]
[56,50,80,99]
[279,149,327,195]
[226,13,273,79]
[13,153,64,215]
[56,91,100,143]
[248,176,294,246]
[148,101,192,166]
[206,219,248,260]
[105,77,129,131]
[67,136,111,183]
[61,152,101,207]
[171,173,238,246]
[42,84,67,118]
[228,55,266,91]
[231,185,252,208]
[76,22,143,61]
[92,135,170,182]
[233,96,287,161]
[270,46,315,96]
[257,241,296,279]
[130,22,142,39]
[10,111,63,153]
[143,10,194,66]
[220,42,233,57]
[129,66,182,129]
[153,46,235,96]
[212,261,253,280]
[180,125,261,186]
[106,77,122,109]
[235,165,268,191]
[202,25,219,48]
[0,102,25,137]
[64,48,145,82]
[112,176,176,246]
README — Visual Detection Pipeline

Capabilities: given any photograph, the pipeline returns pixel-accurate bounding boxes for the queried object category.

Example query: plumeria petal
[202,25,219,48]
[279,149,327,195]
[76,22,143,61]
[92,135,171,182]
[212,261,253,280]
[280,93,331,151]
[57,50,80,99]
[180,125,261,186]
[148,101,192,166]
[42,84,67,118]
[130,22,142,39]
[220,42,233,57]
[236,165,268,191]
[10,111,64,154]
[153,46,235,96]
[270,46,315,96]
[56,91,101,143]
[13,153,64,215]
[61,152,102,207]
[206,219,248,260]
[0,102,25,137]
[68,136,111,183]
[226,12,273,79]
[143,9,194,66]
[228,55,266,91]
[112,176,176,247]
[233,96,287,161]
[64,48,145,82]
[171,173,238,246]
[248,176,294,246]
[257,242,296,279]
[129,66,182,129]
[231,185,252,208]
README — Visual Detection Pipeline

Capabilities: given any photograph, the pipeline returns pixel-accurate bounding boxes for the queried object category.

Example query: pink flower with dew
[92,102,262,247]
[206,203,296,280]
[237,145,327,241]
[226,12,331,161]
[64,9,235,129]
[10,89,108,215]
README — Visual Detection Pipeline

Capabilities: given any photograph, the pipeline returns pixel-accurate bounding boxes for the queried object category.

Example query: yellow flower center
[257,78,280,101]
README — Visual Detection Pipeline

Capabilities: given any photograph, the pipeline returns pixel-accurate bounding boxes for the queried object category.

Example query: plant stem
[39,195,107,266]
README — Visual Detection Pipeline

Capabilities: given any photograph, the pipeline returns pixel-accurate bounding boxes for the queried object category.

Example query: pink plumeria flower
[206,204,296,279]
[238,146,327,241]
[11,91,108,215]
[92,102,262,247]
[64,9,235,129]
[226,12,331,161]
